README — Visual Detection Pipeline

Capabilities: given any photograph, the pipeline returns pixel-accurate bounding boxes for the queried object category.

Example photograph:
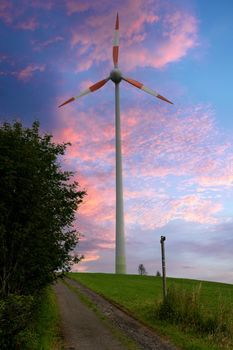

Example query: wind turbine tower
[59,14,173,274]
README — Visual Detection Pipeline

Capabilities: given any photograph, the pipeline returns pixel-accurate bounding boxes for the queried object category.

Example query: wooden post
[160,236,167,299]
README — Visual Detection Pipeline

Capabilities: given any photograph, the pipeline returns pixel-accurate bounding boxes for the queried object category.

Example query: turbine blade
[58,78,109,108]
[122,77,173,104]
[113,13,119,67]
[58,97,75,108]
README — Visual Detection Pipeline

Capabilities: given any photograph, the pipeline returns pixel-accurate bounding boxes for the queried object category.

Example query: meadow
[68,273,233,350]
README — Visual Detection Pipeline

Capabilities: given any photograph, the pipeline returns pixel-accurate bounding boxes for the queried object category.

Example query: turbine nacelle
[110,68,122,84]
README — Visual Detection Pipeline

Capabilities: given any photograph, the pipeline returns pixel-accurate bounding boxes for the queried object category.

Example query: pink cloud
[97,241,115,249]
[68,1,198,72]
[54,99,233,240]
[72,263,88,272]
[123,12,197,70]
[66,0,92,15]
[82,250,100,262]
[196,174,233,188]
[0,1,14,25]
[30,0,53,10]
[31,36,64,51]
[54,100,115,163]
[126,193,222,229]
[52,97,233,277]
[0,53,8,63]
[157,11,198,67]
[78,79,95,91]
[121,104,231,182]
[79,180,114,221]
[17,64,46,82]
[17,17,38,31]
[0,0,53,28]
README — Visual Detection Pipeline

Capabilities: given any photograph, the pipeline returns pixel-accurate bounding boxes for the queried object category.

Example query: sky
[1,0,233,283]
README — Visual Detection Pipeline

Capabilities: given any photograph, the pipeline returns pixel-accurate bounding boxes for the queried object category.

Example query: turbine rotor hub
[110,68,122,84]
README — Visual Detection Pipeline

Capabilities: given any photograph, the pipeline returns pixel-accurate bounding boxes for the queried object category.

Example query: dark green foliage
[157,284,203,326]
[0,294,35,349]
[0,121,86,348]
[12,287,61,350]
[138,264,147,275]
[0,121,86,297]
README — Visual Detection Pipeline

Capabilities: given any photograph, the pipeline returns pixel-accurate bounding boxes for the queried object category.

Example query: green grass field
[68,272,233,350]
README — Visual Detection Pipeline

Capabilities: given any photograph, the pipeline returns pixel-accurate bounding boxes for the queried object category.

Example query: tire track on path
[54,281,131,350]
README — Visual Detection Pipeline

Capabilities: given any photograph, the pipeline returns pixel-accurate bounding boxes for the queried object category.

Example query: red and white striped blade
[113,13,119,67]
[58,78,109,108]
[122,77,173,105]
[58,97,75,108]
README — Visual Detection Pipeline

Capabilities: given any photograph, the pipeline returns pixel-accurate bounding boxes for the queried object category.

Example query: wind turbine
[59,13,173,274]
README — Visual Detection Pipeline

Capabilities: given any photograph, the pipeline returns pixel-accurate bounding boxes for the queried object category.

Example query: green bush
[0,294,35,349]
[157,284,233,347]
[157,284,203,327]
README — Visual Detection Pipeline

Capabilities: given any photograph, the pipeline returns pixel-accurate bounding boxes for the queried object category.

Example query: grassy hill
[68,272,233,350]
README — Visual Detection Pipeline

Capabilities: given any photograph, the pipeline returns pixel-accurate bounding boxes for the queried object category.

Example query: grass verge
[22,286,62,350]
[34,285,62,350]
[68,272,233,350]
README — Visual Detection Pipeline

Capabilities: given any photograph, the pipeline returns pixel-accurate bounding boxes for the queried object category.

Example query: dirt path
[66,278,178,350]
[55,278,179,350]
[54,281,130,350]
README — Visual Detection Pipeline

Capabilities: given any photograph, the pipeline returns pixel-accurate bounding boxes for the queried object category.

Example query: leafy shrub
[156,284,233,347]
[157,284,203,327]
[0,121,85,298]
[0,294,35,349]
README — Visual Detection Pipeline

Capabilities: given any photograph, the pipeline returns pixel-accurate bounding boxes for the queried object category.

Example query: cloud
[17,64,46,82]
[31,36,64,51]
[30,0,54,10]
[126,192,222,229]
[0,0,15,25]
[157,11,198,67]
[53,73,233,282]
[54,99,233,244]
[0,0,53,28]
[0,53,8,63]
[66,0,92,15]
[72,264,88,272]
[122,11,198,70]
[68,1,198,72]
[82,249,100,262]
[17,17,38,31]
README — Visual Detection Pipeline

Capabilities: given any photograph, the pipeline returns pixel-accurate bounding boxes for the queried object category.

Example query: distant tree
[0,121,86,297]
[156,270,161,277]
[138,264,147,275]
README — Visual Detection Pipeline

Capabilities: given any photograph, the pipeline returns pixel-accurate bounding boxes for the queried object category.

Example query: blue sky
[0,0,233,283]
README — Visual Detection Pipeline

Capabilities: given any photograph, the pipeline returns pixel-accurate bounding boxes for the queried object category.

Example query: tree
[0,121,86,297]
[156,270,161,277]
[138,264,147,275]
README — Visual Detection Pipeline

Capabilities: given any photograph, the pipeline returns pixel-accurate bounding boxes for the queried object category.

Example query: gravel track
[55,277,179,350]
[54,281,129,350]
